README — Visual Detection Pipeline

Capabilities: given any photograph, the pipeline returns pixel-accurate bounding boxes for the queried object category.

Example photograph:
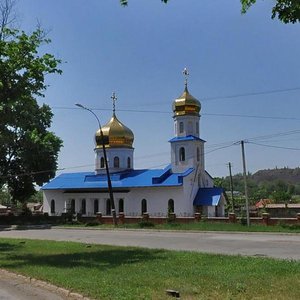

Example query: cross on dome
[182,67,189,88]
[111,92,117,114]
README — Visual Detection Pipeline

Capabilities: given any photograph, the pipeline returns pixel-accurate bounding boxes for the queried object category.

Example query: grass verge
[61,220,300,233]
[0,238,299,299]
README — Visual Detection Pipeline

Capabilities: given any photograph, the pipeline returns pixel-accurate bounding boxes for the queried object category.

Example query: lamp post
[75,103,117,225]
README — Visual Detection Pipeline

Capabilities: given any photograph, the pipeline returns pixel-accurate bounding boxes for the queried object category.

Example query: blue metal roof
[169,135,206,143]
[42,165,194,190]
[193,187,224,206]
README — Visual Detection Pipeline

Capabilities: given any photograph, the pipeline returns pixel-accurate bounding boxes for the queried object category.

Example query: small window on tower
[100,157,105,168]
[127,157,131,169]
[197,147,200,162]
[188,121,193,134]
[179,147,185,161]
[179,122,184,133]
[114,156,120,168]
[196,122,199,134]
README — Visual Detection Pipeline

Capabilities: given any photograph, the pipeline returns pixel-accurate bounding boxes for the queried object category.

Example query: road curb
[0,269,93,300]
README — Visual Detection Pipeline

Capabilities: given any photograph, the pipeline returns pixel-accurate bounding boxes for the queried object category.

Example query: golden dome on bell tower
[172,68,201,117]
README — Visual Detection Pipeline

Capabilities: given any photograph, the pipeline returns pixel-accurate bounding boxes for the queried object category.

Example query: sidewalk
[0,269,90,300]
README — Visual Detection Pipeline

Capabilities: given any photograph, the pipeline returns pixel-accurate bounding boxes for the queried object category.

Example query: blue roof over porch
[193,187,224,206]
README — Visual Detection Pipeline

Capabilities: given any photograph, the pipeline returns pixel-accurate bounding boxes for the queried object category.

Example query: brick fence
[78,212,300,226]
[1,212,299,226]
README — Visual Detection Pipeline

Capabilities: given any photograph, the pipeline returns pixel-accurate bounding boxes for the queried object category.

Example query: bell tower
[170,69,205,174]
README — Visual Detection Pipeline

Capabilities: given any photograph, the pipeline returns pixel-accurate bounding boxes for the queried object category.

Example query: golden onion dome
[95,113,134,148]
[172,85,201,117]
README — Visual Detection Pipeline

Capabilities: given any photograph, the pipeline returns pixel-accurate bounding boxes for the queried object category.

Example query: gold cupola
[173,68,201,117]
[95,93,134,149]
[95,113,134,148]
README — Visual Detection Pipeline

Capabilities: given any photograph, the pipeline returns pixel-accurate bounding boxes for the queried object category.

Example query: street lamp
[75,103,117,225]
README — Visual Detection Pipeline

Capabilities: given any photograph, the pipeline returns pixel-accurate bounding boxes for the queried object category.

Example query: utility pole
[227,162,235,212]
[241,140,250,226]
[76,103,117,226]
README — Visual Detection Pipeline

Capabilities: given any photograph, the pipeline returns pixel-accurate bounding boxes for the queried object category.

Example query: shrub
[138,221,155,228]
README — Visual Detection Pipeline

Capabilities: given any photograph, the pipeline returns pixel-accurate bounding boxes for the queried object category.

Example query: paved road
[0,228,299,260]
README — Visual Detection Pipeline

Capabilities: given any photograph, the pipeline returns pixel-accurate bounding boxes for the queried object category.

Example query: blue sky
[17,0,300,177]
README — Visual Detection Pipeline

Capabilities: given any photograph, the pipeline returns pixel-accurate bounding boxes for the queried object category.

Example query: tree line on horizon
[214,167,300,205]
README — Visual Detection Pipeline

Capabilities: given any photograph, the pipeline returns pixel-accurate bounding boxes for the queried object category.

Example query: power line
[246,129,300,142]
[201,86,300,102]
[53,106,300,121]
[204,112,300,121]
[249,142,300,151]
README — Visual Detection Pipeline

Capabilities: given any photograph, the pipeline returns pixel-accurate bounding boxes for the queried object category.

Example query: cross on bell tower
[182,67,189,88]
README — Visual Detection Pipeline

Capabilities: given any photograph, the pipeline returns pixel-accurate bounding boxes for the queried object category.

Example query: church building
[42,72,226,218]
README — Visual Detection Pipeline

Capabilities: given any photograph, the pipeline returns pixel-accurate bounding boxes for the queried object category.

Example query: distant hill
[216,167,300,200]
[251,167,300,185]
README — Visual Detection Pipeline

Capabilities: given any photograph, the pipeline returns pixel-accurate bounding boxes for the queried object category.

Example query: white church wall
[43,190,66,215]
[43,185,194,217]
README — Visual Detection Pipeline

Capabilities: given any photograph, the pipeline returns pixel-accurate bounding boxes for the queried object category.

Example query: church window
[196,122,199,134]
[51,199,55,214]
[197,147,200,162]
[175,123,177,135]
[188,121,193,134]
[198,173,201,186]
[127,157,131,169]
[81,199,86,215]
[119,199,124,213]
[114,156,120,168]
[94,199,99,215]
[168,199,174,213]
[70,199,75,214]
[100,157,105,168]
[141,199,147,214]
[106,199,111,215]
[179,122,184,133]
[179,147,185,161]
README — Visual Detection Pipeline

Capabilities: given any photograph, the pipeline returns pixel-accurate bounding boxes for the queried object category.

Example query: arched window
[127,157,131,169]
[119,199,124,213]
[168,199,174,213]
[179,147,185,162]
[94,199,99,215]
[114,156,120,168]
[197,147,200,162]
[179,122,184,133]
[188,121,193,134]
[70,199,75,214]
[100,157,105,168]
[50,199,55,214]
[141,199,147,214]
[196,122,199,134]
[106,199,111,215]
[81,199,86,215]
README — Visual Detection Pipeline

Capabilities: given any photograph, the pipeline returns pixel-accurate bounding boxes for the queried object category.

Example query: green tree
[0,6,62,204]
[241,0,300,23]
[120,0,300,24]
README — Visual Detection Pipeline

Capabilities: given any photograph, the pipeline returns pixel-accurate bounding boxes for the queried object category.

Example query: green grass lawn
[0,238,299,299]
